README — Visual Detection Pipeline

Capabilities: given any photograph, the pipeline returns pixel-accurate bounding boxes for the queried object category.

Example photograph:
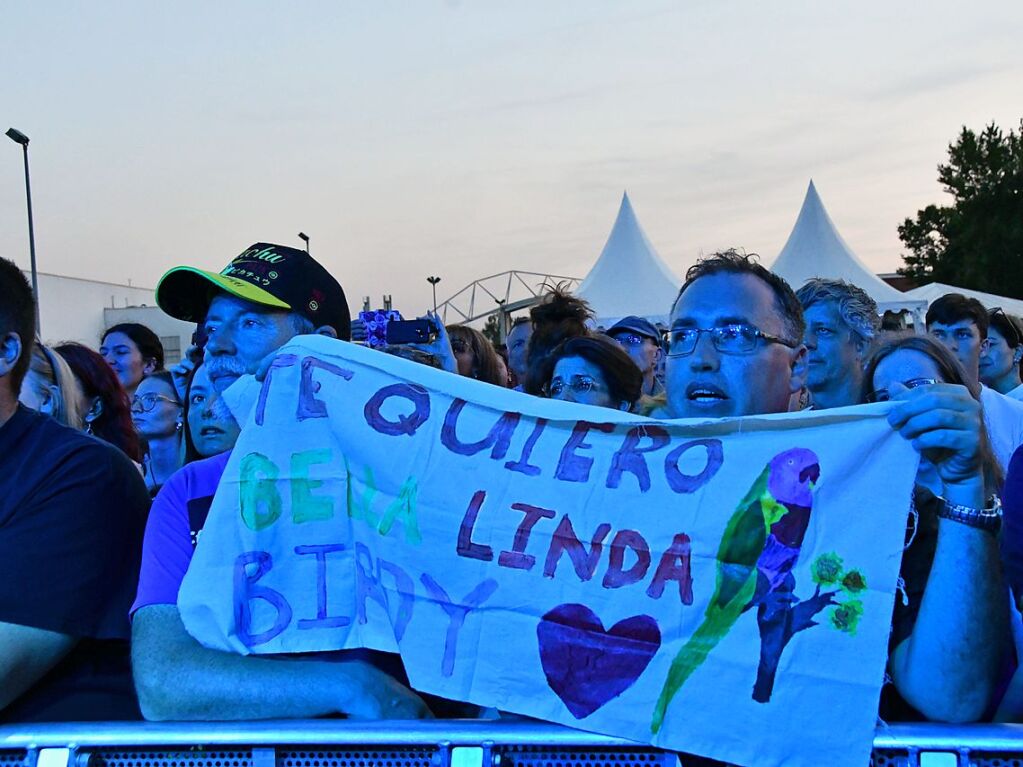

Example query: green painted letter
[240,452,282,531]
[378,476,422,544]
[291,449,335,524]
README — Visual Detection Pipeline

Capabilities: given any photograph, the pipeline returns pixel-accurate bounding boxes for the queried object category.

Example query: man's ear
[852,336,871,365]
[789,344,809,395]
[315,325,339,339]
[1014,347,1023,366]
[0,332,23,378]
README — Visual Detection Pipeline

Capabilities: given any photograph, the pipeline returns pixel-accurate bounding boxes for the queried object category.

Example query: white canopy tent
[575,192,681,328]
[902,282,1023,318]
[769,181,926,321]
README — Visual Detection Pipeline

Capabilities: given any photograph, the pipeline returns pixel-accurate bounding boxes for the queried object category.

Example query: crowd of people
[2,240,1023,728]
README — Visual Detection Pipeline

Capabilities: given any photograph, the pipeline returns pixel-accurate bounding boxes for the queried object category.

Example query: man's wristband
[936,494,1002,534]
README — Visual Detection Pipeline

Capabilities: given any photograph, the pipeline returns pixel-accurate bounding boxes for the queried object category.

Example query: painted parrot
[745,447,834,703]
[651,447,820,733]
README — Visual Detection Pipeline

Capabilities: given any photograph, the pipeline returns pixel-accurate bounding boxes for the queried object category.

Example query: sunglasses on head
[990,307,1023,347]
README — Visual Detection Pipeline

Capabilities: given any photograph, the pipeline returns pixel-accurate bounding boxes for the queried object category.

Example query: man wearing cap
[131,243,431,721]
[607,315,664,397]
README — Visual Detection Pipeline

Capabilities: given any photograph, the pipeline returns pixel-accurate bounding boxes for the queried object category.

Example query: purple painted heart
[537,603,661,719]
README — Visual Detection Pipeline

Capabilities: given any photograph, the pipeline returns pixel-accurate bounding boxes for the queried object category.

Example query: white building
[25,270,193,364]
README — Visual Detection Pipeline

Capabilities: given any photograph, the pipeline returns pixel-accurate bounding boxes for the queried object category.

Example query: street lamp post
[6,127,40,334]
[298,232,310,253]
[427,276,441,313]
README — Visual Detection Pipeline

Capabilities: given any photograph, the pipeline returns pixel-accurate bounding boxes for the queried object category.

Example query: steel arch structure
[435,270,581,328]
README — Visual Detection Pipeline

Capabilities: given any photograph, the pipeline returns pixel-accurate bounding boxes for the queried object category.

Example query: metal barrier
[2,721,1023,767]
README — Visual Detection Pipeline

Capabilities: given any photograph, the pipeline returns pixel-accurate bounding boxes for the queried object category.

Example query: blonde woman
[18,342,85,429]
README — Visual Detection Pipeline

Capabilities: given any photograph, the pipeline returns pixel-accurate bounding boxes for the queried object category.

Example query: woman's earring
[176,421,183,432]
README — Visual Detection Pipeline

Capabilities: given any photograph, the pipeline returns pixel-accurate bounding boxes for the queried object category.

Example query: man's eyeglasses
[544,375,605,398]
[865,378,939,403]
[612,333,652,347]
[666,324,799,357]
[132,393,180,412]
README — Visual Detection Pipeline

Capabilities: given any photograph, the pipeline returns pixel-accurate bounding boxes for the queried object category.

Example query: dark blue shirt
[0,406,149,722]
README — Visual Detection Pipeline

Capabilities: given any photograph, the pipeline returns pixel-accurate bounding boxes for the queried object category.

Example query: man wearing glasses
[607,315,665,397]
[663,251,1007,722]
[927,293,1023,472]
[664,249,807,420]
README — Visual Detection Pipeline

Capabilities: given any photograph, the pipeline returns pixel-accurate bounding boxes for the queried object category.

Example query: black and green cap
[156,243,351,341]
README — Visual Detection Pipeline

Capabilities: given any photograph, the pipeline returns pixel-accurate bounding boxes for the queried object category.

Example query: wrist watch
[937,494,1002,533]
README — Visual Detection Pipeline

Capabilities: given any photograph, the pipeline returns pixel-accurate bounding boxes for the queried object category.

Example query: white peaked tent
[903,282,1023,318]
[575,192,681,327]
[770,181,925,318]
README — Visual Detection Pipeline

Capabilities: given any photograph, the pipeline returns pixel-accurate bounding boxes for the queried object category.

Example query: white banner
[179,336,919,767]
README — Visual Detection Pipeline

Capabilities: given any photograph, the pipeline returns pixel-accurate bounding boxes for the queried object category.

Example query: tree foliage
[898,119,1023,297]
[482,314,503,347]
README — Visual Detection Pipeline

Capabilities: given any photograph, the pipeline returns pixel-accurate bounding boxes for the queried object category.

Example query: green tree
[898,119,1023,297]
[482,314,503,347]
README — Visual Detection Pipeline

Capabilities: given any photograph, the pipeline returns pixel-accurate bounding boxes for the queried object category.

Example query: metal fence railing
[2,721,1023,767]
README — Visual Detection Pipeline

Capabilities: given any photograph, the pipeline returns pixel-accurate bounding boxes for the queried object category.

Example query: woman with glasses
[981,308,1023,399]
[18,342,85,430]
[132,370,184,495]
[539,335,643,411]
[862,334,1010,721]
[522,287,593,396]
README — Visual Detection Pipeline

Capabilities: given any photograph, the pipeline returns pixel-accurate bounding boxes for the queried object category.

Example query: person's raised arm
[410,313,458,374]
[169,347,199,402]
[888,384,1011,722]
[132,605,431,721]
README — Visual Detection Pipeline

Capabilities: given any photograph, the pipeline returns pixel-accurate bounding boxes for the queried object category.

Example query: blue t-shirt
[1002,445,1023,598]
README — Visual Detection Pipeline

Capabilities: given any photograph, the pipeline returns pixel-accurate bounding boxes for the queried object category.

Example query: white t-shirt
[980,385,1023,472]
[1005,383,1023,402]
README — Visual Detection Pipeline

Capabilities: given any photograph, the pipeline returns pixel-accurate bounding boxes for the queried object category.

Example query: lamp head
[6,128,29,146]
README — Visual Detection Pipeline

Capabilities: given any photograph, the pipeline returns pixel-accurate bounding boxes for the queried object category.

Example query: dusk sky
[2,1,1021,318]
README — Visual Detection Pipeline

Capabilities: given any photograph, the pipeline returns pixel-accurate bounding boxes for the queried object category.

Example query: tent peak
[575,194,680,325]
[803,179,823,207]
[770,183,909,305]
